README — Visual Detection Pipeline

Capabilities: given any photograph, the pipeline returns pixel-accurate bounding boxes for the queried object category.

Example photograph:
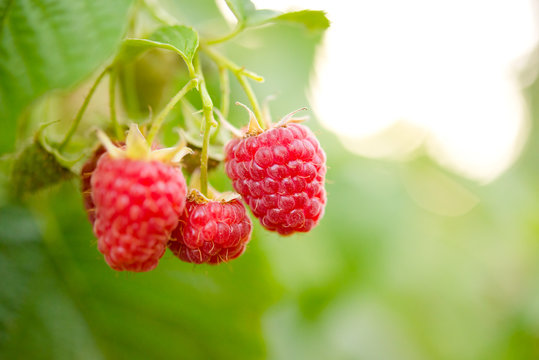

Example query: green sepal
[10,138,74,199]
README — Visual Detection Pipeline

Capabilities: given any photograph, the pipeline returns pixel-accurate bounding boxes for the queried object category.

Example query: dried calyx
[187,188,241,204]
[97,124,192,164]
[234,102,309,138]
[188,170,241,203]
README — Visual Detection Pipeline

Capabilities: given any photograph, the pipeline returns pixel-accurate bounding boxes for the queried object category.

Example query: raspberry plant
[2,0,330,272]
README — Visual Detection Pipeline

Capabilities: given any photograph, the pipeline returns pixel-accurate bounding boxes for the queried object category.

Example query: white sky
[249,0,539,183]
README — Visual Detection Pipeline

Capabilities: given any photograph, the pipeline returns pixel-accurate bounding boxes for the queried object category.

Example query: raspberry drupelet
[224,106,327,235]
[168,189,252,264]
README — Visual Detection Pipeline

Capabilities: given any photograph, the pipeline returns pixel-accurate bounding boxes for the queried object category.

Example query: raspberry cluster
[224,123,327,235]
[168,190,252,264]
[83,114,326,272]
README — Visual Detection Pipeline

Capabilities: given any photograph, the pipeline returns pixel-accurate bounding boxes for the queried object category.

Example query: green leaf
[0,0,11,27]
[272,10,330,31]
[224,0,256,22]
[0,205,43,346]
[244,8,281,27]
[0,184,282,359]
[10,139,74,198]
[119,25,199,77]
[0,0,133,154]
[222,1,330,31]
[223,0,280,26]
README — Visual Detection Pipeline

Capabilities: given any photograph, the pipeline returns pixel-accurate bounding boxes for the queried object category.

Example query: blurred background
[3,0,539,359]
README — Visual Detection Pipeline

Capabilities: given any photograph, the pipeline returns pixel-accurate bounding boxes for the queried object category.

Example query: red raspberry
[90,125,190,272]
[224,123,326,235]
[92,155,187,271]
[168,190,252,264]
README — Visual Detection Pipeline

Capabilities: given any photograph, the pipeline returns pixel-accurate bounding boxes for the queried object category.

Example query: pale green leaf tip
[150,146,193,163]
[96,130,124,158]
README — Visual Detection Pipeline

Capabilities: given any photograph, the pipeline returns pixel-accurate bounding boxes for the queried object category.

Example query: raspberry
[224,121,326,235]
[168,190,252,264]
[90,125,190,272]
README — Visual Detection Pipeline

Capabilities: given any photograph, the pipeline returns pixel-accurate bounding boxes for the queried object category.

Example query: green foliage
[0,0,133,153]
[0,205,43,346]
[120,25,199,76]
[224,0,260,23]
[3,0,539,360]
[272,10,331,31]
[0,185,281,359]
[223,0,329,30]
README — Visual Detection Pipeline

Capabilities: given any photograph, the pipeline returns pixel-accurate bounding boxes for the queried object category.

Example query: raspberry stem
[236,74,265,129]
[146,78,198,145]
[219,66,230,119]
[195,55,215,196]
[205,23,244,45]
[208,66,230,143]
[201,46,265,129]
[141,0,178,26]
[108,66,124,140]
[201,45,264,82]
[59,66,110,151]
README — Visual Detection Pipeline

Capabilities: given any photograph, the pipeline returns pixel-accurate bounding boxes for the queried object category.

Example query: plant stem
[201,45,264,82]
[219,66,230,118]
[236,74,264,129]
[205,24,244,45]
[195,55,214,197]
[201,45,265,129]
[127,0,141,37]
[59,67,109,151]
[209,66,229,143]
[108,66,123,140]
[141,0,177,26]
[146,78,198,145]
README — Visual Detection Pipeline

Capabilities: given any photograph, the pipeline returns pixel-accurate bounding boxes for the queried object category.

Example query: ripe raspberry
[91,125,190,272]
[80,141,154,224]
[168,190,252,264]
[224,118,326,235]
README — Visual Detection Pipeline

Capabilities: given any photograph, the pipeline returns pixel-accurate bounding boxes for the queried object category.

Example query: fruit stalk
[108,66,123,139]
[146,78,198,145]
[59,66,110,150]
[236,74,264,129]
[205,23,245,45]
[219,66,230,118]
[201,46,264,82]
[195,55,214,196]
[202,46,265,129]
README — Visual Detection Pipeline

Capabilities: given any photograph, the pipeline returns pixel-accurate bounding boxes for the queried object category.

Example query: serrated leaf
[222,0,329,31]
[11,139,74,198]
[0,0,133,154]
[272,10,330,31]
[151,25,199,64]
[224,0,256,22]
[244,8,281,27]
[223,0,280,26]
[119,25,199,76]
